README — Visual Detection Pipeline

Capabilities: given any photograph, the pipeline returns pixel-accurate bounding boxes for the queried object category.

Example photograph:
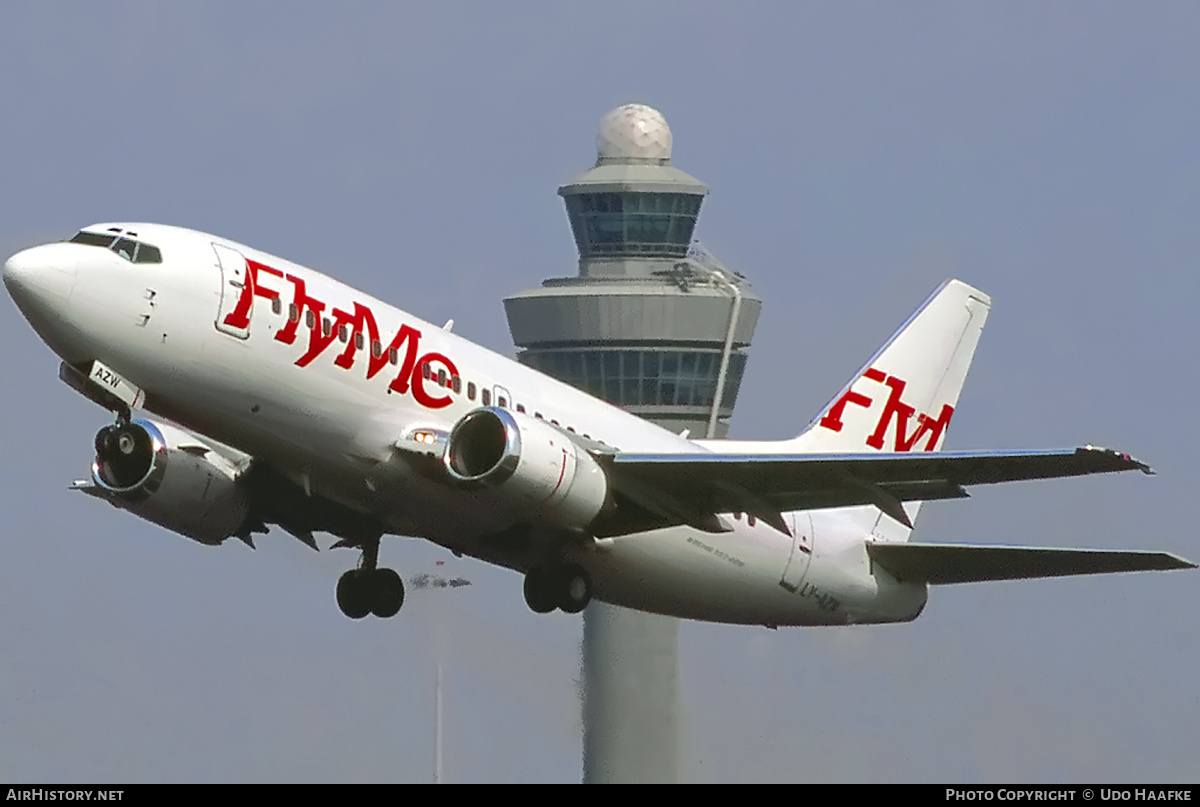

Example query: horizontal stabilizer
[868,542,1196,585]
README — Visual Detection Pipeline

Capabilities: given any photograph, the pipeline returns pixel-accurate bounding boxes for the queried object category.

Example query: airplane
[3,223,1193,626]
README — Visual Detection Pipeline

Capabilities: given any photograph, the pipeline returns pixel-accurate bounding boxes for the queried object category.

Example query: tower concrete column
[504,104,762,782]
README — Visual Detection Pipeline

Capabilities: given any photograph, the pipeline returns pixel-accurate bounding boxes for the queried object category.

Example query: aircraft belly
[580,524,826,626]
[576,511,929,627]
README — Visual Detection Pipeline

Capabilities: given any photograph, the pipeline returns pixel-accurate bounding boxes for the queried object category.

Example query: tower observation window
[564,193,701,259]
[521,348,746,410]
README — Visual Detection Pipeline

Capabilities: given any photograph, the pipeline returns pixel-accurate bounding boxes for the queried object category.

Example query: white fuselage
[4,224,927,627]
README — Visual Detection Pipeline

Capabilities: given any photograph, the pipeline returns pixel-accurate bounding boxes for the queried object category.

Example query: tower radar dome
[596,104,672,161]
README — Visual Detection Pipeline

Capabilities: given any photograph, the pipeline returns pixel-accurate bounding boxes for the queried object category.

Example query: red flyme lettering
[248,260,283,300]
[410,352,459,409]
[865,375,914,450]
[333,302,376,371]
[819,367,885,432]
[296,306,358,367]
[220,258,254,330]
[384,324,422,393]
[226,262,462,411]
[899,404,954,452]
[329,304,423,394]
[865,374,953,452]
[222,259,283,329]
[329,302,406,380]
[276,274,326,348]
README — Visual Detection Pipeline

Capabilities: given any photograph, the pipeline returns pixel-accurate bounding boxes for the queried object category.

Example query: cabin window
[467,382,476,400]
[482,388,491,406]
[290,304,300,323]
[422,362,432,380]
[305,309,316,328]
[535,412,543,420]
[371,340,382,358]
[516,404,525,414]
[437,368,447,387]
[355,332,365,350]
[322,317,332,337]
[498,396,507,408]
[452,376,461,394]
[339,324,349,343]
[389,347,398,365]
[747,514,757,527]
[271,298,282,315]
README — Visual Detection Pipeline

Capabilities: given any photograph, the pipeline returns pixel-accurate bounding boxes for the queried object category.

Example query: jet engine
[443,407,610,530]
[90,418,250,545]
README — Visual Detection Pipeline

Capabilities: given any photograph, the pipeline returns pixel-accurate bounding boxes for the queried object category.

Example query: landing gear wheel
[557,564,592,614]
[337,567,405,619]
[336,569,371,620]
[371,568,405,618]
[523,567,558,614]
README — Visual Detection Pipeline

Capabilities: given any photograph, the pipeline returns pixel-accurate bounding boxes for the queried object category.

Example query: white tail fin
[790,279,990,454]
[788,279,990,539]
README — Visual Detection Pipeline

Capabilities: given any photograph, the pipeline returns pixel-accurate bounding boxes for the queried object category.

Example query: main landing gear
[523,563,592,615]
[336,536,405,619]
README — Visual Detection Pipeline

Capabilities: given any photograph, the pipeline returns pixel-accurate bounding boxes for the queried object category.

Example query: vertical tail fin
[791,279,990,453]
[788,279,991,539]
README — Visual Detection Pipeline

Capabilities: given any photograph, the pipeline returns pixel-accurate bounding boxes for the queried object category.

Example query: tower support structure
[504,104,762,782]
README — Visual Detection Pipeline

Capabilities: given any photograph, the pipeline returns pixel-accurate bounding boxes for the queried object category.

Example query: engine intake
[444,407,609,530]
[94,421,162,494]
[90,419,250,545]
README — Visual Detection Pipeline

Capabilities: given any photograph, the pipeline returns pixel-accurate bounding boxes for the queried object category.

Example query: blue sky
[0,2,1196,782]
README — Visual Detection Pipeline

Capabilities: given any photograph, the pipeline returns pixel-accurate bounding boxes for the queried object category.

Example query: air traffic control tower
[504,105,762,782]
[505,104,760,439]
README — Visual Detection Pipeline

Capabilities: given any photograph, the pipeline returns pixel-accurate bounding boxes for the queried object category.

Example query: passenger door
[213,243,250,339]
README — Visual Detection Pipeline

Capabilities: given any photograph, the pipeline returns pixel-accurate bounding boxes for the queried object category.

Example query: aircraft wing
[597,446,1151,536]
[866,542,1196,584]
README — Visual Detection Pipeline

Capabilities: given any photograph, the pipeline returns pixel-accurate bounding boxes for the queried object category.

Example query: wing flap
[868,542,1196,585]
[597,446,1149,536]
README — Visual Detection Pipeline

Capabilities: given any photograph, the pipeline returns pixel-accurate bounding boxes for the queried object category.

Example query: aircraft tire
[371,568,405,618]
[557,564,592,614]
[523,567,558,614]
[336,569,371,619]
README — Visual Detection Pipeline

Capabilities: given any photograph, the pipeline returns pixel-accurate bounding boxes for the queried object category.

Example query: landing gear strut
[523,563,592,615]
[336,536,405,619]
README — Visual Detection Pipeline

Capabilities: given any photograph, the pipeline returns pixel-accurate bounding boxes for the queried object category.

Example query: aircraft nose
[3,243,78,316]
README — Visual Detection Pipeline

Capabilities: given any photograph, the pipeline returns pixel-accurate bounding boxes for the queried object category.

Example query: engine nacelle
[91,419,250,545]
[443,407,610,530]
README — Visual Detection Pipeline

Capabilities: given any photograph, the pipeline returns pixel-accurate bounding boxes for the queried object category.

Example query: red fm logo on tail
[818,368,953,452]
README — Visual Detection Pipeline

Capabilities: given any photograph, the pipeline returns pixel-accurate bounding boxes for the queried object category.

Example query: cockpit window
[133,243,162,264]
[113,238,137,261]
[70,231,117,248]
[68,231,163,264]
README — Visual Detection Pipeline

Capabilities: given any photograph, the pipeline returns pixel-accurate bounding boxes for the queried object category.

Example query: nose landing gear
[336,536,405,619]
